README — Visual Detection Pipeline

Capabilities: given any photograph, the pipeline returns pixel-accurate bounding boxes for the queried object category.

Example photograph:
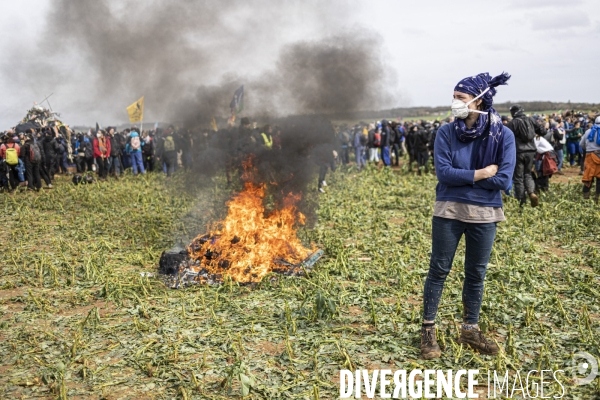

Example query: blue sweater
[434,123,516,208]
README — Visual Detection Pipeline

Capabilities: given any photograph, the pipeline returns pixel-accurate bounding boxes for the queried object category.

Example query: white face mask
[451,87,490,119]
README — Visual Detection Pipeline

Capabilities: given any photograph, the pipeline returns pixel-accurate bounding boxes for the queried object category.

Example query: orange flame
[188,158,313,283]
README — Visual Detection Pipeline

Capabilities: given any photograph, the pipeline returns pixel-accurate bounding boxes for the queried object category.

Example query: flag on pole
[211,117,218,132]
[227,85,244,124]
[126,96,145,123]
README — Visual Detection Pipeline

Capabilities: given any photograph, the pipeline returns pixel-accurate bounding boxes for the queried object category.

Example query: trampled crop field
[0,167,599,398]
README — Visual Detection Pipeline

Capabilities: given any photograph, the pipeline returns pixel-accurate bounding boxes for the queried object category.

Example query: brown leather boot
[595,194,599,205]
[584,192,590,200]
[529,193,539,207]
[420,325,442,360]
[457,326,499,355]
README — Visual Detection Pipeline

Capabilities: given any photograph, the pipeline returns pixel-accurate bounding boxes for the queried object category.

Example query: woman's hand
[474,164,498,182]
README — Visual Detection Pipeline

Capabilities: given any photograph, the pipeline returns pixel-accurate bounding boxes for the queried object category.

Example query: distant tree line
[332,101,600,121]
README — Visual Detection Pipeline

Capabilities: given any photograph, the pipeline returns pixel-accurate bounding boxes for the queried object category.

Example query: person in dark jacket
[380,120,391,166]
[390,123,403,166]
[21,134,44,191]
[338,128,351,165]
[352,125,366,171]
[159,128,177,178]
[75,133,94,173]
[315,145,337,193]
[107,128,122,177]
[367,125,379,163]
[507,105,542,207]
[550,122,565,174]
[42,129,59,180]
[406,125,419,171]
[180,130,194,170]
[54,134,68,174]
[415,124,432,175]
[142,131,155,172]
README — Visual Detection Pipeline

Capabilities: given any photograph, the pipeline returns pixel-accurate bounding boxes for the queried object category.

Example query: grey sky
[0,0,598,128]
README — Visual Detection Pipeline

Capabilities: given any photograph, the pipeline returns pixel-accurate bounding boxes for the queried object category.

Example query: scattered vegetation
[0,167,598,398]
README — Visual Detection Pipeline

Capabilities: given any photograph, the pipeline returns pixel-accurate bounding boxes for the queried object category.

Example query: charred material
[158,246,323,289]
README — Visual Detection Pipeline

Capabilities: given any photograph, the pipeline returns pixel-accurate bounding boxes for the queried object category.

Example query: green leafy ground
[0,167,599,399]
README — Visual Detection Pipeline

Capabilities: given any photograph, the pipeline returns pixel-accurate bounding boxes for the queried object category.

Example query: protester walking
[421,72,515,360]
[507,104,542,207]
[581,116,600,203]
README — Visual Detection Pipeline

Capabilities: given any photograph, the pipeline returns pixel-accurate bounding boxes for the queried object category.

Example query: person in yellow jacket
[261,125,273,149]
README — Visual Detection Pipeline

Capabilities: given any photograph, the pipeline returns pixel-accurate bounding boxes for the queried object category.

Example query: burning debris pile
[159,158,323,287]
[16,104,66,132]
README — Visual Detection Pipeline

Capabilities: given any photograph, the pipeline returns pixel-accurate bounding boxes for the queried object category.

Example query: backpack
[359,133,368,146]
[373,132,381,147]
[110,137,120,156]
[164,136,175,152]
[513,117,535,143]
[340,131,351,145]
[143,139,153,156]
[542,152,558,176]
[130,136,141,151]
[30,143,42,163]
[5,145,18,166]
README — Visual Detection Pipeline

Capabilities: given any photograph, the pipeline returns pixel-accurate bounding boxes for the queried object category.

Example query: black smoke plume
[15,0,399,211]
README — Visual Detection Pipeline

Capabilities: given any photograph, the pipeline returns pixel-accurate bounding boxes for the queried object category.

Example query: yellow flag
[126,96,144,123]
[211,117,218,132]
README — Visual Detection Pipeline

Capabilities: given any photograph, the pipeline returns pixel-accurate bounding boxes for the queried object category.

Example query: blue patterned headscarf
[453,72,511,169]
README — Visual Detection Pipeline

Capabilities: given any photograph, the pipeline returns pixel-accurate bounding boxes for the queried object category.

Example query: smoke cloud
[13,0,398,124]
[5,0,401,218]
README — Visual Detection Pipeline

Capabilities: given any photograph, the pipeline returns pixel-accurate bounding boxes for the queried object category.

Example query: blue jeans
[130,152,145,175]
[567,142,581,166]
[108,156,121,175]
[423,217,497,324]
[354,145,365,170]
[556,149,563,171]
[381,146,390,166]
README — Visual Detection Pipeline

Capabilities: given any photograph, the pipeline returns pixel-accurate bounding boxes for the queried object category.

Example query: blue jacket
[434,123,516,208]
[125,131,144,153]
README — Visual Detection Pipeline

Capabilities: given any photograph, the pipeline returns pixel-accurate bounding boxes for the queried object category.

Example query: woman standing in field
[420,72,516,360]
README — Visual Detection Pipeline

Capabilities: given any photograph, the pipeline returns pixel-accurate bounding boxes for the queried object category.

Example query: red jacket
[93,136,111,159]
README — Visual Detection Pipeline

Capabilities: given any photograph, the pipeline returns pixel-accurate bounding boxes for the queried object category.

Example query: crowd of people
[0,117,288,193]
[0,124,204,193]
[2,109,599,201]
[334,107,600,204]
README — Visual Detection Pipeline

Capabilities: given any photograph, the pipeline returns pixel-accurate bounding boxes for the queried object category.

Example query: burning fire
[187,158,314,283]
